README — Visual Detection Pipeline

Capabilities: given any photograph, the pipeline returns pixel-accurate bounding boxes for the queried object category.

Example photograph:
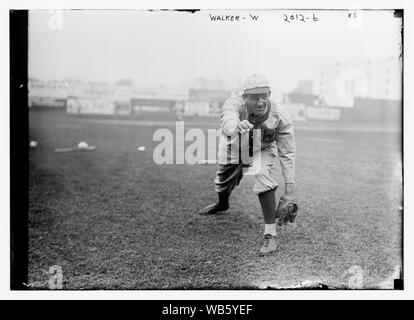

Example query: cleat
[259,234,278,254]
[198,202,229,215]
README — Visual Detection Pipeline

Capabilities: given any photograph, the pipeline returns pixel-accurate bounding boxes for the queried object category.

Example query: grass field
[28,110,402,289]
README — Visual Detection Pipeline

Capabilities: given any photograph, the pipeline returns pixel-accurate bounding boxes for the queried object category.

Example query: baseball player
[198,74,297,254]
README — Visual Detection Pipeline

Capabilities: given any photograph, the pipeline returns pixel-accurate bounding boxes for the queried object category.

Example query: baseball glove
[276,195,298,226]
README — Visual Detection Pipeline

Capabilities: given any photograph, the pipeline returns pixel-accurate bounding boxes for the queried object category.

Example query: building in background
[130,86,188,115]
[29,79,68,108]
[113,82,134,115]
[292,80,313,95]
[67,82,116,115]
[66,81,135,115]
[185,88,230,116]
[307,57,402,124]
[184,78,234,116]
[29,78,188,116]
[313,57,402,107]
[282,80,320,122]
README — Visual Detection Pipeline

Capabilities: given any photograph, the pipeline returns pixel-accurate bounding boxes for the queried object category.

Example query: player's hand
[236,120,254,134]
[284,183,295,197]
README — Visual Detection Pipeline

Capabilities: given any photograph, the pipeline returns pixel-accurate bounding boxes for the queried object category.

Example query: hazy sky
[29,9,402,92]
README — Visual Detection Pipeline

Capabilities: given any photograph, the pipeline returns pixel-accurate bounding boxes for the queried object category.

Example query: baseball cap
[242,74,271,94]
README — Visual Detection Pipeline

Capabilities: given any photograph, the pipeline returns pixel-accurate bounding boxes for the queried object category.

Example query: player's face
[244,91,271,116]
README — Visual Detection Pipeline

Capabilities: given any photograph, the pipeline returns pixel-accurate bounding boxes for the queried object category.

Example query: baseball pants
[214,145,279,195]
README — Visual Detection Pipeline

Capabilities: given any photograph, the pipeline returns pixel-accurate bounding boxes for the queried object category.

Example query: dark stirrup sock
[258,189,276,224]
[217,192,230,209]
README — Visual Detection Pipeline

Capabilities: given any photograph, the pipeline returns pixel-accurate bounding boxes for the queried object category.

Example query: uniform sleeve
[220,96,242,137]
[274,108,296,184]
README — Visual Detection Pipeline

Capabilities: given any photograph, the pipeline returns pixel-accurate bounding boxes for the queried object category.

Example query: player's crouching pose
[198,74,298,254]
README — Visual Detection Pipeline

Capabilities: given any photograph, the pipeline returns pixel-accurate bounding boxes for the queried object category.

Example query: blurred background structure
[26,9,403,290]
[29,55,402,125]
[28,10,402,124]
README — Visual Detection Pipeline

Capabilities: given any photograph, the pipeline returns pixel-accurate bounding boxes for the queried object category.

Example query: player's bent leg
[198,192,230,215]
[252,149,280,254]
[251,146,278,195]
[258,188,277,224]
[198,163,243,215]
[257,189,279,254]
[252,165,278,194]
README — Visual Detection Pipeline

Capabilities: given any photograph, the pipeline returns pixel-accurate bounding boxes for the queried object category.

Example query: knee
[253,167,268,180]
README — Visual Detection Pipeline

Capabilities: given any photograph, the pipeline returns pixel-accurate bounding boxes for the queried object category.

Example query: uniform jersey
[217,93,296,184]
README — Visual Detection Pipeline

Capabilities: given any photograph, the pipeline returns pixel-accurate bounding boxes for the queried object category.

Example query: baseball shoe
[198,202,229,215]
[259,234,278,254]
